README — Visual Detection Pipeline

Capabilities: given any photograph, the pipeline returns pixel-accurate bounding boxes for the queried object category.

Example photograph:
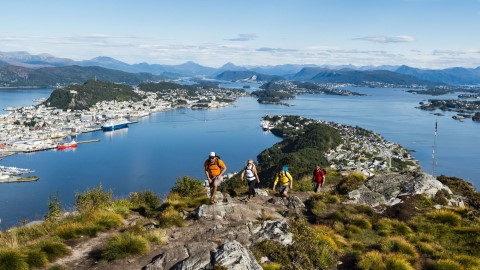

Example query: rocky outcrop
[347,172,456,207]
[252,220,293,246]
[145,192,298,269]
[267,196,305,209]
[213,240,262,270]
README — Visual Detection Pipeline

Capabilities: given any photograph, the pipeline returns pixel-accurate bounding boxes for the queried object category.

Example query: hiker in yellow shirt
[272,166,293,197]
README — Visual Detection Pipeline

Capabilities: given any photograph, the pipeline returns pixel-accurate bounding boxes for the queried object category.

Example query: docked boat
[57,140,78,150]
[101,118,129,131]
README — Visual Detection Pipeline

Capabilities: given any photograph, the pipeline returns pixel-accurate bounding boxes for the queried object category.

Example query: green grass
[357,250,385,270]
[102,233,150,261]
[0,249,28,270]
[384,254,415,270]
[435,259,463,270]
[25,249,49,268]
[34,239,71,262]
[157,206,185,228]
[261,262,282,270]
[426,209,462,226]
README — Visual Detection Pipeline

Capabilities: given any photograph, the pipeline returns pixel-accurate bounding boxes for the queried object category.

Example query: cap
[282,166,288,172]
[209,152,216,157]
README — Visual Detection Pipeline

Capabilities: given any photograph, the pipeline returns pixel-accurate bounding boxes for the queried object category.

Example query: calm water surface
[0,86,478,229]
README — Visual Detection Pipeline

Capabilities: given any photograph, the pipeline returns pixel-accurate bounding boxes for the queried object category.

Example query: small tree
[45,192,62,222]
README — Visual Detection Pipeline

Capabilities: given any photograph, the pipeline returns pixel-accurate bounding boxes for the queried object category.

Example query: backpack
[205,155,223,171]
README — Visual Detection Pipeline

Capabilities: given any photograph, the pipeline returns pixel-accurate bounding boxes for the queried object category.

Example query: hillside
[396,65,480,85]
[0,115,478,270]
[45,80,142,110]
[292,68,440,86]
[0,65,164,87]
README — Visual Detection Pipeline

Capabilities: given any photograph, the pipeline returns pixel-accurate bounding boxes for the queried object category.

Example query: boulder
[348,172,453,207]
[196,202,263,222]
[171,242,217,270]
[144,245,189,270]
[253,220,293,246]
[254,188,269,197]
[213,240,262,270]
[267,196,305,209]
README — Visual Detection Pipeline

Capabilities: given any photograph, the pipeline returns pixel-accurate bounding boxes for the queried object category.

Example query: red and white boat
[57,140,78,150]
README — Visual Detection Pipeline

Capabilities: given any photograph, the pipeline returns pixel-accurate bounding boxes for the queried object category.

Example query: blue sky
[1,0,479,68]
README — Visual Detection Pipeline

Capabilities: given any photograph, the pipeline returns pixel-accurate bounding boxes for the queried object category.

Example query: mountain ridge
[2,50,480,86]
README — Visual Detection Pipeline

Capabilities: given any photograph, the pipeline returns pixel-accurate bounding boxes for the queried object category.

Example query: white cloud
[353,35,416,43]
[225,34,258,42]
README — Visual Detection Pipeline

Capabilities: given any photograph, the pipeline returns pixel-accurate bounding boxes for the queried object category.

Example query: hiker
[312,165,326,192]
[240,159,260,199]
[204,151,227,204]
[272,166,293,197]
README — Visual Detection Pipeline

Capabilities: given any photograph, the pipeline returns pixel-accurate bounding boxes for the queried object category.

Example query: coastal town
[0,84,247,182]
[262,115,419,177]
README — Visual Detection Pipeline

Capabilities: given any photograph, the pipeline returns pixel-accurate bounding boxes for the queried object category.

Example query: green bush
[357,250,385,270]
[426,209,462,226]
[130,190,160,209]
[351,217,372,230]
[261,262,282,270]
[157,206,185,228]
[25,249,49,268]
[102,233,150,261]
[171,176,205,198]
[88,211,124,230]
[45,193,62,222]
[435,259,462,270]
[54,222,100,239]
[0,249,28,270]
[311,200,327,216]
[35,239,71,262]
[75,184,113,212]
[252,240,290,266]
[336,172,366,194]
[384,254,415,270]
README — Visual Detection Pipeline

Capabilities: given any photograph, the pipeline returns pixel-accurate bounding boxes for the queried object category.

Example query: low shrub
[351,217,372,230]
[54,222,99,239]
[453,254,480,269]
[108,198,134,217]
[88,211,124,230]
[375,218,412,236]
[157,206,185,228]
[381,237,417,257]
[384,254,415,270]
[75,184,113,212]
[426,209,462,226]
[357,250,385,270]
[130,190,160,210]
[252,240,290,266]
[35,239,71,262]
[102,233,150,261]
[25,249,49,268]
[171,176,205,198]
[0,249,28,270]
[144,229,167,245]
[311,200,327,216]
[336,172,366,194]
[261,262,282,270]
[435,259,462,270]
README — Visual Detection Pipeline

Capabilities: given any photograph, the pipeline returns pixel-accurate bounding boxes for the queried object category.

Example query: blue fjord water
[0,87,479,229]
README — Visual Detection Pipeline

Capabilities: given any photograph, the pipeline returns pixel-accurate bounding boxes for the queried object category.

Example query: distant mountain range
[0,65,164,87]
[1,50,480,86]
